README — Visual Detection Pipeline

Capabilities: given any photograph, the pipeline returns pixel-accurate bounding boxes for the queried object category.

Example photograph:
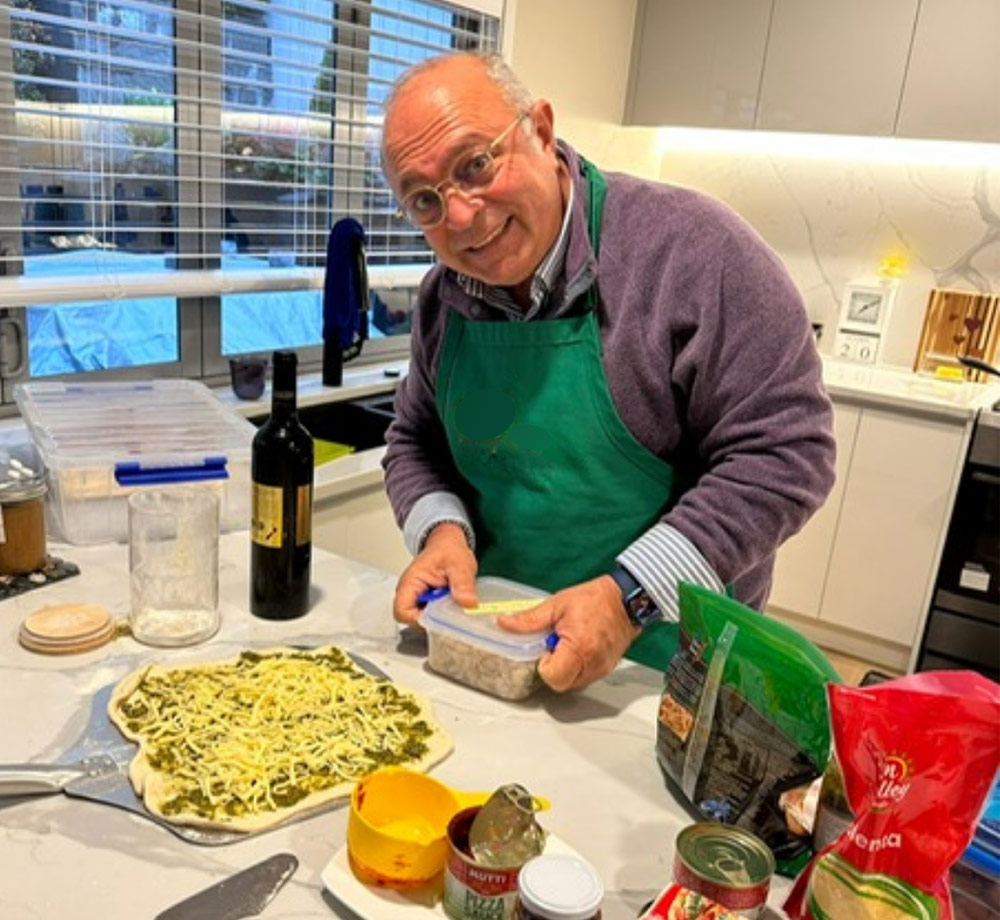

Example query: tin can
[444,806,522,920]
[672,824,775,918]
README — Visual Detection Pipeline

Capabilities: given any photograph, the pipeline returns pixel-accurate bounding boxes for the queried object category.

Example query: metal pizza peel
[0,652,390,845]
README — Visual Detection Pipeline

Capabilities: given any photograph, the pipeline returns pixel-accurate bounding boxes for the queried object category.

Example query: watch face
[625,589,661,627]
[847,291,883,325]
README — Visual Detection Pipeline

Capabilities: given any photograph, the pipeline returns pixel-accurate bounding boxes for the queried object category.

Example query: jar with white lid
[515,853,604,920]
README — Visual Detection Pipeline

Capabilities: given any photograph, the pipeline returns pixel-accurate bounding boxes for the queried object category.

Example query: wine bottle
[250,350,313,619]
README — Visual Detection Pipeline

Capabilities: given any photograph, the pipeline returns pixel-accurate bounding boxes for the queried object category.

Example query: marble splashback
[563,118,999,370]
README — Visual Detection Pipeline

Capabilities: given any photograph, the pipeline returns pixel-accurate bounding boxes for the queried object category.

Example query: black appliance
[916,403,1000,680]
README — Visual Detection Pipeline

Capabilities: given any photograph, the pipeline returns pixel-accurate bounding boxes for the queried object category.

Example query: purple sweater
[383,142,835,611]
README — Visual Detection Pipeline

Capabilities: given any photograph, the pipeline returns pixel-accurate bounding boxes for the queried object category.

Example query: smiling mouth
[467,218,510,253]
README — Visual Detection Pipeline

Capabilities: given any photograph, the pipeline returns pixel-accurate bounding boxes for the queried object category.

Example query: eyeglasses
[396,112,527,229]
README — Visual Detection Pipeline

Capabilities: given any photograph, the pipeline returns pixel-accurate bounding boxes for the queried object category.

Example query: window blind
[0,0,502,295]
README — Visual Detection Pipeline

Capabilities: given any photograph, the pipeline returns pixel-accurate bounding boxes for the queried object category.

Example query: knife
[155,853,298,920]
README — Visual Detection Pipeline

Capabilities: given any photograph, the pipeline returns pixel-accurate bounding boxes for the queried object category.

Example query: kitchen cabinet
[625,0,996,141]
[769,403,861,618]
[754,0,918,136]
[625,0,771,129]
[894,0,1000,143]
[819,407,966,645]
[768,395,970,669]
[312,471,412,575]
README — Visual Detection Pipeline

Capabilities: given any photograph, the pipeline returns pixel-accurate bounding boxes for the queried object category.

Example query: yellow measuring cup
[347,767,547,888]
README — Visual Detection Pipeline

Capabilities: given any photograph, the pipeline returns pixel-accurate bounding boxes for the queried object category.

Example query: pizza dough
[108,645,453,833]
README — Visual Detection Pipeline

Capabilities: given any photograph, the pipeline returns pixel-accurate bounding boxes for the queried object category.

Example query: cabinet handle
[970,469,1000,488]
[0,313,26,377]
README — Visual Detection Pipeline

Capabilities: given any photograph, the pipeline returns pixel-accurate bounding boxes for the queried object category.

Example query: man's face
[381,59,565,290]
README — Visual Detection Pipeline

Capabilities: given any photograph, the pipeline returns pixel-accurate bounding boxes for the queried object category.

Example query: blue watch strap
[610,563,662,628]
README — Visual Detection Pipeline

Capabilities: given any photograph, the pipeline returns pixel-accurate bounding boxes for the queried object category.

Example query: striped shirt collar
[454,173,575,321]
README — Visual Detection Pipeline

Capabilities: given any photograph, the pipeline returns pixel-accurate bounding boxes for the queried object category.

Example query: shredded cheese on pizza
[110,646,444,827]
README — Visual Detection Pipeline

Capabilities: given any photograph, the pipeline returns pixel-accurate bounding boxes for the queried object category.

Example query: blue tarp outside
[25,250,325,376]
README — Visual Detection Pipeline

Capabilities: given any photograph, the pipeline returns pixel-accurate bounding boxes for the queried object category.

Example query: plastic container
[952,773,1000,920]
[952,843,1000,920]
[14,380,255,545]
[420,577,549,700]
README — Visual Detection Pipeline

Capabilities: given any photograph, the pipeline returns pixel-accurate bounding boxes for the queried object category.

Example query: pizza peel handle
[0,756,118,796]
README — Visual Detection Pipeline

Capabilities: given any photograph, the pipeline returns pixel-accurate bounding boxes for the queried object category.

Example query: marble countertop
[0,534,797,920]
[821,358,1000,420]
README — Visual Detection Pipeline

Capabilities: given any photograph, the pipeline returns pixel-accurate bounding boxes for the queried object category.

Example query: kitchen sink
[249,393,395,452]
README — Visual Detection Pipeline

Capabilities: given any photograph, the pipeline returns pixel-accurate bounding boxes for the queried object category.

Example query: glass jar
[128,487,220,646]
[0,460,47,576]
[814,756,855,852]
[515,854,604,920]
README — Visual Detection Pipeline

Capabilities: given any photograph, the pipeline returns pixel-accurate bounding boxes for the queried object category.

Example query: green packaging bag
[656,583,842,876]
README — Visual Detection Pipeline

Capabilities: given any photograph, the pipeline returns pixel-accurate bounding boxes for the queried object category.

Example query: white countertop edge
[821,357,1000,421]
[313,445,387,500]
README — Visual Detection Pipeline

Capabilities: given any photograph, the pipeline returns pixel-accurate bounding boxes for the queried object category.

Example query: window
[0,0,501,404]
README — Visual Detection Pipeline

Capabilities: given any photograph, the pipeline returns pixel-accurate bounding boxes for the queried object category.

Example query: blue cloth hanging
[323,218,369,384]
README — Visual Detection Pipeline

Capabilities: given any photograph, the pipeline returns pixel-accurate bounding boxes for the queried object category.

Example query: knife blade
[154,853,298,920]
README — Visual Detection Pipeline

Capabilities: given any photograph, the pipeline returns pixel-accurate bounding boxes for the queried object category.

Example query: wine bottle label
[251,482,312,548]
[251,483,283,548]
[295,483,312,547]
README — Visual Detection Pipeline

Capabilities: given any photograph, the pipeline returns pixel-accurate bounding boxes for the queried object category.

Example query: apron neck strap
[578,156,606,310]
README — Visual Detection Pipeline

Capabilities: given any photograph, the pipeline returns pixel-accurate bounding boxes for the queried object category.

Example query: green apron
[435,159,680,670]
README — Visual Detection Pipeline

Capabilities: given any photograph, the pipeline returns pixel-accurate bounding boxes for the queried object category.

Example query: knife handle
[0,762,89,796]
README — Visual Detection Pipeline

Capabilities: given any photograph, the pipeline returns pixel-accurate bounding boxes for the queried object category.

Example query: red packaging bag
[785,670,1000,920]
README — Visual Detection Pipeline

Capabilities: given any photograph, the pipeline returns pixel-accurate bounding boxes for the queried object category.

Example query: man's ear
[528,99,556,153]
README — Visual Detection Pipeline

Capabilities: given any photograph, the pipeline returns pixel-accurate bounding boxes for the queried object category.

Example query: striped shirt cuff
[617,523,725,623]
[403,491,476,556]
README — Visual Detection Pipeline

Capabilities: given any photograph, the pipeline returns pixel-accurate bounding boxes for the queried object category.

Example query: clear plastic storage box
[419,577,550,700]
[14,380,255,545]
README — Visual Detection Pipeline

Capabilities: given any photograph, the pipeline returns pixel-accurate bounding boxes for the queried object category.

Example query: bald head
[381,52,532,166]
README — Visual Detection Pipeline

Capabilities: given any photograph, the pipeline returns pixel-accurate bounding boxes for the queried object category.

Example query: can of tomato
[443,807,523,920]
[672,824,775,918]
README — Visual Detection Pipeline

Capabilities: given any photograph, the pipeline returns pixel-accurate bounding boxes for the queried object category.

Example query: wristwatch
[609,563,662,629]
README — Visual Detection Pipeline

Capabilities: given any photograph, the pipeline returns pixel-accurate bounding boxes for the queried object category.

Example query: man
[379,52,835,692]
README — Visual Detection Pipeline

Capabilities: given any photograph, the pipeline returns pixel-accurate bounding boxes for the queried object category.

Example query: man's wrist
[422,519,474,552]
[609,563,662,629]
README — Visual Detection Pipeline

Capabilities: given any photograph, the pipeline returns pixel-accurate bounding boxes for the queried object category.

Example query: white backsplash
[564,119,999,370]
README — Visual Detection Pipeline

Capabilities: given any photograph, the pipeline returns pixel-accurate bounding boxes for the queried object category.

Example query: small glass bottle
[515,853,604,920]
[814,755,855,852]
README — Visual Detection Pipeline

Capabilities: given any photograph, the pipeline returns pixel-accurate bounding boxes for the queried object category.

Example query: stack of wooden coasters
[19,603,115,654]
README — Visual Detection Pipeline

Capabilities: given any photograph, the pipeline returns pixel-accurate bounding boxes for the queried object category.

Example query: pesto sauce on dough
[113,647,437,822]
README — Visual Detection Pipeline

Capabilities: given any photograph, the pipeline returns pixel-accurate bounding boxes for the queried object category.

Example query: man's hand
[497,575,639,691]
[392,522,478,625]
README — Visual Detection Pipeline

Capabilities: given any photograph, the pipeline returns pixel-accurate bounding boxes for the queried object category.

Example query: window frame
[0,0,504,407]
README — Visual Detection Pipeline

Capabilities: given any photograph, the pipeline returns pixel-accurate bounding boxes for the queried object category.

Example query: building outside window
[0,0,502,405]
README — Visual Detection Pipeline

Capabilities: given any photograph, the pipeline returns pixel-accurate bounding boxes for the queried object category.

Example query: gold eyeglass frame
[394,112,528,229]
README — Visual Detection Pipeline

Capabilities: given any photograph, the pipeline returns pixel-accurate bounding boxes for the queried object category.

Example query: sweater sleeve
[659,209,836,603]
